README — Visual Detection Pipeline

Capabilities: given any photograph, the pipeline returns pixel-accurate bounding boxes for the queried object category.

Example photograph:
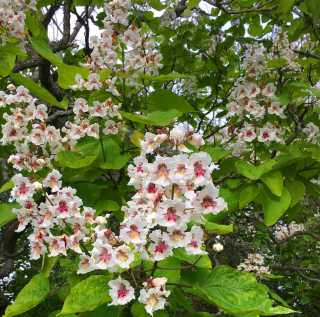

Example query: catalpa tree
[0,0,320,316]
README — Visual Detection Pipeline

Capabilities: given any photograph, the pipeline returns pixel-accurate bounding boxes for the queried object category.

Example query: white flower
[43,170,62,192]
[170,126,186,141]
[108,277,135,306]
[138,288,170,316]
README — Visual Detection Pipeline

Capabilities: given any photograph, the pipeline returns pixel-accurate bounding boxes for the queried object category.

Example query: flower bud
[188,134,205,148]
[36,158,47,166]
[7,84,16,91]
[83,237,92,243]
[154,134,168,144]
[213,243,223,252]
[95,216,107,225]
[170,126,186,141]
[33,181,43,191]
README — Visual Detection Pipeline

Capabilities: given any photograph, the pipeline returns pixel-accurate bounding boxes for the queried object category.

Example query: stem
[166,283,193,288]
[49,282,69,295]
[100,133,106,162]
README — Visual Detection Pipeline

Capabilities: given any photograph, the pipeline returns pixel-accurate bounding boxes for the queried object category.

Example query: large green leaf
[140,72,191,81]
[173,248,212,268]
[5,274,49,317]
[235,160,276,180]
[154,257,181,284]
[204,147,233,162]
[83,303,120,317]
[147,89,196,113]
[10,72,66,109]
[57,151,97,169]
[29,36,91,89]
[0,53,15,77]
[61,276,112,314]
[204,222,233,235]
[285,179,305,207]
[192,266,295,315]
[93,199,119,215]
[0,202,19,228]
[65,182,101,207]
[280,0,295,13]
[239,184,260,210]
[260,170,283,197]
[260,184,291,226]
[147,109,180,126]
[100,154,131,170]
[0,179,14,193]
[131,301,150,317]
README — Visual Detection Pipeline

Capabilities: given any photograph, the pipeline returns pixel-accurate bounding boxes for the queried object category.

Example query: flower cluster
[62,96,126,141]
[8,123,226,315]
[10,170,110,261]
[237,253,270,279]
[0,0,36,50]
[302,122,319,144]
[274,221,305,240]
[72,0,163,90]
[271,28,301,71]
[0,86,71,172]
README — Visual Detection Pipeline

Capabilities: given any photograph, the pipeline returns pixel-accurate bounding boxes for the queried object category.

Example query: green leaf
[131,301,150,317]
[269,291,289,307]
[170,287,196,313]
[0,202,19,228]
[239,184,260,210]
[260,183,291,226]
[66,182,101,207]
[131,130,144,148]
[173,248,212,268]
[235,160,276,180]
[260,170,283,196]
[0,179,14,193]
[57,151,97,169]
[204,147,233,162]
[0,43,28,57]
[267,58,288,68]
[49,311,76,317]
[10,72,66,109]
[100,154,131,170]
[192,265,295,315]
[61,275,112,314]
[148,0,167,10]
[204,222,233,235]
[0,53,15,77]
[140,72,191,81]
[305,0,317,12]
[147,90,196,113]
[147,109,180,126]
[154,257,181,284]
[25,15,40,36]
[188,0,201,8]
[93,200,119,215]
[280,0,295,13]
[285,179,305,207]
[29,37,91,89]
[60,258,79,272]
[83,303,120,317]
[29,36,62,64]
[290,82,320,95]
[5,274,49,317]
[120,111,159,125]
[57,64,91,89]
